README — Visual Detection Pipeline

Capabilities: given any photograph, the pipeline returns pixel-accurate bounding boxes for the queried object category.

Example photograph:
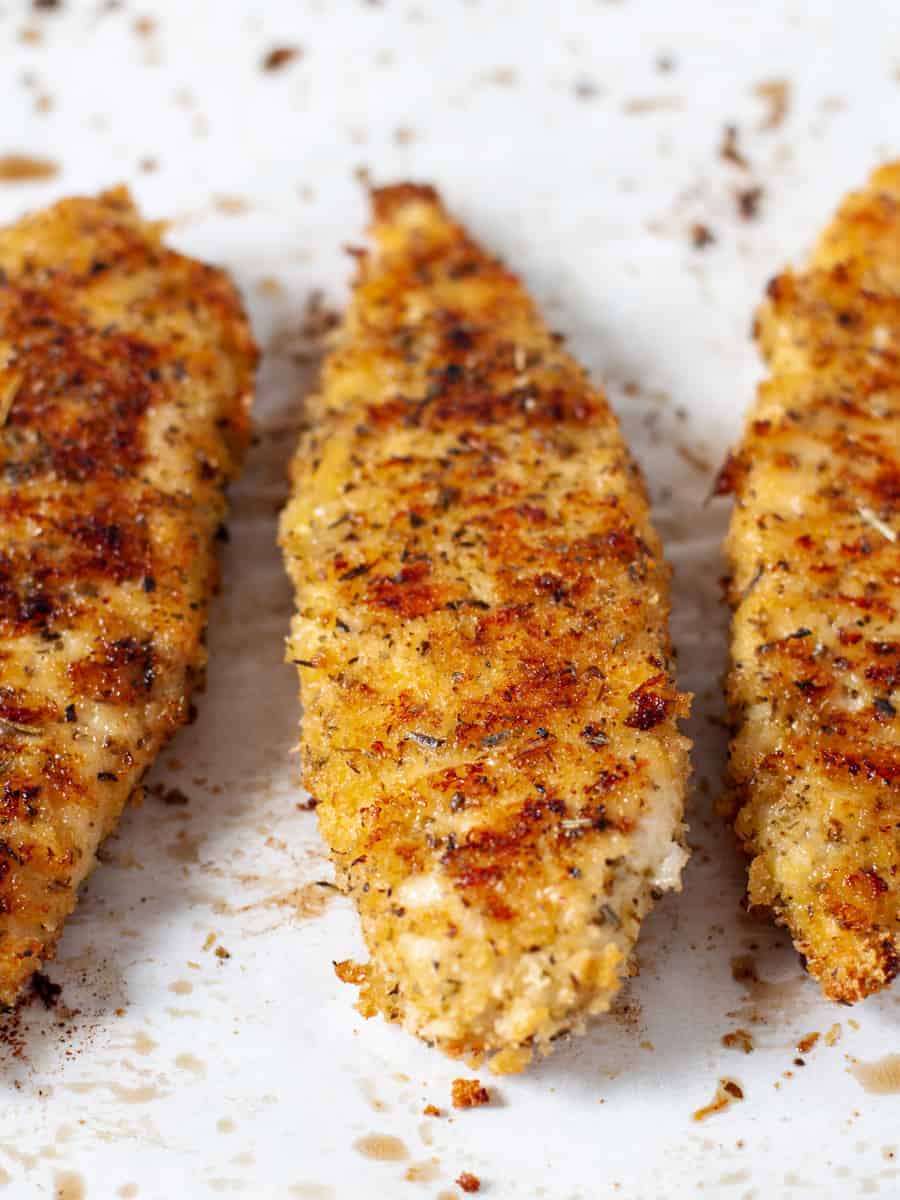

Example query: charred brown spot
[68,636,155,704]
[624,674,672,731]
[367,560,449,619]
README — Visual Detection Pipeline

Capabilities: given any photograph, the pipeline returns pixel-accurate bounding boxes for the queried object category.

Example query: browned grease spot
[722,1029,754,1054]
[175,1052,206,1078]
[353,1134,408,1162]
[0,154,58,182]
[728,954,808,1023]
[234,883,331,923]
[692,1078,744,1122]
[404,1159,441,1183]
[622,95,682,114]
[851,1055,900,1094]
[359,1079,389,1113]
[65,1081,163,1105]
[131,1031,157,1056]
[166,831,203,864]
[54,1172,85,1200]
[212,194,250,216]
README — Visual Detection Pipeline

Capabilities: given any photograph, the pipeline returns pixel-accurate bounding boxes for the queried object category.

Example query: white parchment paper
[0,2,898,1196]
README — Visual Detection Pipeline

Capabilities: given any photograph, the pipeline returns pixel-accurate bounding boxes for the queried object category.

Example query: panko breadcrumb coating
[0,188,256,1004]
[280,184,690,1071]
[722,162,900,1002]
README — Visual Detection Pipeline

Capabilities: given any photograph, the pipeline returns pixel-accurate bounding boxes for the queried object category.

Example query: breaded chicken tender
[280,184,690,1071]
[0,188,256,1004]
[723,163,900,1001]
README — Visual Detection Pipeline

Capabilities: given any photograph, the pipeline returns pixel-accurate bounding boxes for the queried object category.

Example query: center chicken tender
[280,184,691,1072]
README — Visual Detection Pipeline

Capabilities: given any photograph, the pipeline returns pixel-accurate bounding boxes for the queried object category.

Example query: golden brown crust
[723,162,900,1002]
[281,183,690,1069]
[0,188,257,1004]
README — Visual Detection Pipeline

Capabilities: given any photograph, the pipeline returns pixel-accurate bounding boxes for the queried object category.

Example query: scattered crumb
[730,954,758,984]
[0,153,58,182]
[202,933,216,952]
[690,222,716,249]
[574,78,600,101]
[31,971,61,1009]
[457,1173,481,1194]
[262,45,302,72]
[481,67,517,87]
[719,124,749,169]
[393,126,415,146]
[214,946,231,960]
[656,53,675,72]
[334,959,367,986]
[736,185,763,221]
[722,1029,754,1055]
[452,1079,490,1110]
[19,26,43,45]
[133,15,156,37]
[33,0,62,9]
[423,1104,441,1117]
[754,78,791,131]
[353,164,372,188]
[825,1024,842,1047]
[148,783,190,806]
[139,157,158,173]
[692,1078,744,1122]
[797,1032,820,1055]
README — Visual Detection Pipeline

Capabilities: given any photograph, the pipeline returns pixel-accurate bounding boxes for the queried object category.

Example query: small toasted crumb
[690,222,716,249]
[19,26,42,44]
[574,78,599,101]
[393,126,415,146]
[754,78,791,131]
[262,45,302,72]
[722,1029,754,1054]
[825,1023,842,1047]
[736,186,764,221]
[423,1104,441,1117]
[692,1078,744,1122]
[0,154,58,183]
[451,1078,490,1109]
[334,959,368,985]
[797,1031,820,1055]
[139,157,158,173]
[457,1173,481,1194]
[133,15,156,37]
[214,946,231,960]
[202,932,216,951]
[720,124,749,169]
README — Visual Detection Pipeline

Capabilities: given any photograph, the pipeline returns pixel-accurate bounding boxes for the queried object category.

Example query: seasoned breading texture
[723,162,900,1002]
[0,188,256,1004]
[280,184,690,1072]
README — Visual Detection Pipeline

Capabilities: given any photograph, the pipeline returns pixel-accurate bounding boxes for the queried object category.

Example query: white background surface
[0,2,899,1197]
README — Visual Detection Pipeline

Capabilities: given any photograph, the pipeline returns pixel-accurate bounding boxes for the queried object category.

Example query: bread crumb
[457,1172,481,1193]
[452,1078,490,1109]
